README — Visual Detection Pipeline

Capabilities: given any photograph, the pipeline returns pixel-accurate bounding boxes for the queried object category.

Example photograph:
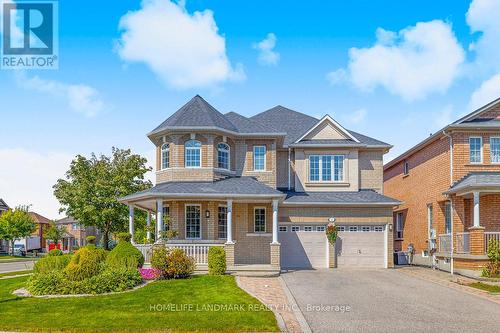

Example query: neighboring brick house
[55,216,100,251]
[28,212,51,250]
[384,98,500,274]
[0,199,10,253]
[120,95,399,272]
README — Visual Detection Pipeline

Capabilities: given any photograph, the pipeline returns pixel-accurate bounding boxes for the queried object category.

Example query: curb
[279,276,312,333]
[0,273,33,280]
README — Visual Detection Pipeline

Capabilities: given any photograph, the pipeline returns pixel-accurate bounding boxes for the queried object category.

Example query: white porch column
[226,199,234,244]
[156,199,163,241]
[128,205,134,243]
[146,211,152,241]
[272,199,279,244]
[473,191,480,227]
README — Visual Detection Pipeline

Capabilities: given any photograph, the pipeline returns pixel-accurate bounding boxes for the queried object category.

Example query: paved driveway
[0,260,34,273]
[282,269,500,333]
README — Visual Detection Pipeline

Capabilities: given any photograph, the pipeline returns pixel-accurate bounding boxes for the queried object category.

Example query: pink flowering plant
[139,268,161,280]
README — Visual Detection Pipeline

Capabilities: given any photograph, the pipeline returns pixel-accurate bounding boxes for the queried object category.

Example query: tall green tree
[53,148,152,249]
[0,208,36,255]
[44,221,65,248]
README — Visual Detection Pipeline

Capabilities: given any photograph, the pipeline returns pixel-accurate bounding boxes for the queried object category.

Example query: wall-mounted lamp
[388,224,393,231]
[205,210,210,219]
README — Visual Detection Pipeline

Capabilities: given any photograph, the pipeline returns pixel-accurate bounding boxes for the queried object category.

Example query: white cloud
[253,33,280,66]
[344,108,367,125]
[433,105,454,129]
[117,0,244,89]
[468,74,500,111]
[328,20,465,101]
[0,148,74,220]
[15,73,105,117]
[467,0,500,73]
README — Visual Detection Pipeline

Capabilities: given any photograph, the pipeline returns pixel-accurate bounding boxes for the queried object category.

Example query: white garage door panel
[337,230,385,268]
[280,232,327,269]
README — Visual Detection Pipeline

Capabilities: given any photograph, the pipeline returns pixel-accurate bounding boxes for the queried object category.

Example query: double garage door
[280,224,386,269]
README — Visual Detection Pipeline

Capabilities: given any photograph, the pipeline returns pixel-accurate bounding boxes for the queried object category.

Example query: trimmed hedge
[33,254,72,274]
[151,247,194,279]
[106,240,144,269]
[48,249,63,257]
[64,246,107,281]
[208,247,226,275]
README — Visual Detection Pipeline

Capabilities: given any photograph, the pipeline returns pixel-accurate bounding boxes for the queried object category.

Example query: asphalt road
[0,260,35,273]
[282,269,500,333]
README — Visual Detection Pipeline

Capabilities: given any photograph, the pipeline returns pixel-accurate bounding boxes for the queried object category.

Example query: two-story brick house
[384,98,500,274]
[55,216,100,252]
[120,95,400,272]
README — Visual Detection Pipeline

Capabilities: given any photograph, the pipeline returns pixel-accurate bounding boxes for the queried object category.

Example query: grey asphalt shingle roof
[446,172,500,194]
[224,112,282,134]
[282,190,401,205]
[120,177,284,201]
[150,95,238,135]
[452,119,500,128]
[290,139,365,146]
[0,198,8,211]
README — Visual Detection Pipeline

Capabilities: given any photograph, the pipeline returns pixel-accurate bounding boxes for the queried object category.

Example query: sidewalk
[398,266,500,304]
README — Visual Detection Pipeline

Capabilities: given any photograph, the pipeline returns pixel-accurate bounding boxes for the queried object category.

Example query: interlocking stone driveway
[282,268,500,333]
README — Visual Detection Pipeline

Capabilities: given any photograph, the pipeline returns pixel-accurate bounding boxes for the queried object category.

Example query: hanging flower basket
[326,223,338,245]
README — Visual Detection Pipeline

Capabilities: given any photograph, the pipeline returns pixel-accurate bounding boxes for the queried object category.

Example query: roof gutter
[119,192,287,202]
[281,201,402,207]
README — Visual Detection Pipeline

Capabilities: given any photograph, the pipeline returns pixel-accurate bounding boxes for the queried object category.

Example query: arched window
[161,143,169,169]
[185,140,201,167]
[217,142,230,169]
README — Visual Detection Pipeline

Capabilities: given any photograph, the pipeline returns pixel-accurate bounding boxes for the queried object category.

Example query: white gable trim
[453,97,500,124]
[294,115,360,143]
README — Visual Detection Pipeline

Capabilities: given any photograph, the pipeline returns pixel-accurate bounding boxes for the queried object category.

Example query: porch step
[227,264,280,277]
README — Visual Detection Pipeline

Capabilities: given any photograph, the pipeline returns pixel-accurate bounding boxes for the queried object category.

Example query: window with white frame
[217,206,227,239]
[469,137,483,163]
[71,223,79,230]
[396,212,403,239]
[427,204,433,236]
[291,226,300,232]
[185,140,201,167]
[217,143,230,169]
[163,206,170,231]
[445,202,452,234]
[403,160,410,175]
[279,226,288,232]
[161,143,170,169]
[253,146,266,171]
[316,226,326,232]
[254,208,266,232]
[304,226,313,232]
[185,205,201,239]
[337,226,345,231]
[349,226,358,232]
[361,226,371,232]
[309,155,344,182]
[491,137,500,163]
[374,226,383,232]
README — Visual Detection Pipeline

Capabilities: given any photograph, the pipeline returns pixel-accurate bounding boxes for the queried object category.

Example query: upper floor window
[403,160,410,175]
[253,145,266,171]
[161,143,170,169]
[71,223,79,230]
[491,137,500,163]
[185,140,201,168]
[217,143,230,170]
[309,155,344,182]
[469,137,482,164]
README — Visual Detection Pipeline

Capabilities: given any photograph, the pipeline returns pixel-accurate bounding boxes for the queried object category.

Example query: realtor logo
[1,0,58,69]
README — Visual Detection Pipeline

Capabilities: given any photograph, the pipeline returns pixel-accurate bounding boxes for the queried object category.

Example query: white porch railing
[439,233,451,253]
[485,232,500,252]
[135,243,224,264]
[455,232,470,254]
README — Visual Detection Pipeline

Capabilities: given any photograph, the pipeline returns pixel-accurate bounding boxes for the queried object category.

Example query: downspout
[443,130,454,276]
[287,148,291,191]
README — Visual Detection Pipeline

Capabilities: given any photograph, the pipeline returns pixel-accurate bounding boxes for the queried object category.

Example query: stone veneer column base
[270,243,280,268]
[225,243,235,268]
[468,226,485,255]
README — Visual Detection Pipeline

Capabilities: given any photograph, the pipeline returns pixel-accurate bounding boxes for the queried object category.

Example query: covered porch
[439,172,500,269]
[119,177,285,272]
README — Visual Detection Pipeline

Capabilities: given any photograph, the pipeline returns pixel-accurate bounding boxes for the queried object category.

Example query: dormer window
[161,143,170,169]
[217,143,230,169]
[185,140,201,168]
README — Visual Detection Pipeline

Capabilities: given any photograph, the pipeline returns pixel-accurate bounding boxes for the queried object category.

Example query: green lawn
[469,282,500,293]
[0,270,33,278]
[0,275,279,333]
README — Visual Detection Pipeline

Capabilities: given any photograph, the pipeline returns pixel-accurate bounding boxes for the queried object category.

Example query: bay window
[217,143,230,169]
[161,143,169,169]
[185,140,201,167]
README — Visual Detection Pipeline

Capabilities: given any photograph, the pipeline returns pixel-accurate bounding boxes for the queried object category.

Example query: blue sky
[1,0,500,218]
